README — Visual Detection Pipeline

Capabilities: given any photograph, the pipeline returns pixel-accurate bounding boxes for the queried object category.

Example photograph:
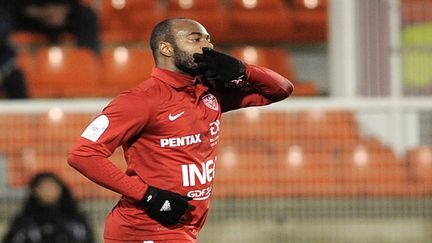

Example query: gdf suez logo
[209,120,220,136]
[187,186,212,200]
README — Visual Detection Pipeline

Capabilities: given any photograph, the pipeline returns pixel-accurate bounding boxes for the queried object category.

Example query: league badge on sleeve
[202,94,219,111]
[81,115,109,142]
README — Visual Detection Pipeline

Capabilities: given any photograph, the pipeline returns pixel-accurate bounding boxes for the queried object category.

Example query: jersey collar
[151,67,200,89]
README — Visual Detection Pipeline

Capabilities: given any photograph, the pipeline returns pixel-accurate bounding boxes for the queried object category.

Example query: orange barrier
[1,111,430,199]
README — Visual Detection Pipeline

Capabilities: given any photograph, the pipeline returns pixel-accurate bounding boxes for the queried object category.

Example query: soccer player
[68,18,293,243]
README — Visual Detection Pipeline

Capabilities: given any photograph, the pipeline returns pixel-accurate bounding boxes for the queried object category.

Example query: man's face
[170,20,213,76]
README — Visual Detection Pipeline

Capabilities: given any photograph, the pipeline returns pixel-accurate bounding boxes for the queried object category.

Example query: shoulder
[111,79,158,103]
[103,78,167,116]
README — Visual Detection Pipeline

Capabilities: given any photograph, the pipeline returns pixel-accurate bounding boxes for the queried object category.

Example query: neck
[156,64,195,77]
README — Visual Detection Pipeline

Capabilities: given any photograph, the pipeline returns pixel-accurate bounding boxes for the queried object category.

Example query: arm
[245,64,294,102]
[218,63,293,112]
[67,93,150,201]
[194,48,294,112]
[68,92,192,226]
[67,154,147,201]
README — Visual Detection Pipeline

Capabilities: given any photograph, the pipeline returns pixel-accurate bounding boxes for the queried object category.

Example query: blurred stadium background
[1,0,432,242]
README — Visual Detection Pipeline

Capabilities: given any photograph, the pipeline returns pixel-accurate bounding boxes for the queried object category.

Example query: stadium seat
[291,0,328,42]
[5,148,69,187]
[16,49,34,78]
[340,145,408,196]
[9,31,49,46]
[296,110,359,141]
[100,0,165,43]
[5,145,126,200]
[281,111,362,153]
[79,0,96,8]
[214,144,276,198]
[35,112,96,148]
[10,31,76,48]
[220,109,360,151]
[28,47,103,97]
[101,47,154,94]
[401,0,432,25]
[230,46,319,96]
[274,146,340,196]
[291,0,328,9]
[220,109,297,145]
[165,0,230,43]
[406,146,432,194]
[227,0,294,43]
[0,114,36,158]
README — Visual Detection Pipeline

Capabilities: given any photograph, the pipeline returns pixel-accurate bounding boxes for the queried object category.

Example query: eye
[188,37,201,42]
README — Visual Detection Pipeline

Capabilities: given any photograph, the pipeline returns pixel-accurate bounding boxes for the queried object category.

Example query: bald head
[150,18,203,62]
[149,18,175,58]
[149,18,213,75]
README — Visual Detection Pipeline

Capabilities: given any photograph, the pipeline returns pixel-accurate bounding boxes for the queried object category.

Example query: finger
[188,204,196,211]
[193,54,213,64]
[182,195,193,201]
[202,47,215,55]
[161,218,177,227]
[193,52,204,59]
[193,53,205,62]
[197,62,209,70]
[211,75,224,82]
[205,70,219,78]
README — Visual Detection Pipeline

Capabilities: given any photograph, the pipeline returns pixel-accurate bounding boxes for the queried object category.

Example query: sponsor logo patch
[160,134,202,148]
[81,115,109,142]
[202,94,219,111]
[187,186,212,200]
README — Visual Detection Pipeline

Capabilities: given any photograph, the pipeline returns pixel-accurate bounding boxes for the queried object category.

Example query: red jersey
[68,64,293,241]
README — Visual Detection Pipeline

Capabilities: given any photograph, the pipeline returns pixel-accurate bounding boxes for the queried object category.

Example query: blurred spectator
[0,0,100,52]
[0,0,100,99]
[0,41,27,99]
[2,172,95,243]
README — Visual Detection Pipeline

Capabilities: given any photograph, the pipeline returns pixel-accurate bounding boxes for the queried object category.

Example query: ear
[159,41,173,57]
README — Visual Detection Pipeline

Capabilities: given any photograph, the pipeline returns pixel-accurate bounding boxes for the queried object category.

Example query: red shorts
[105,239,196,243]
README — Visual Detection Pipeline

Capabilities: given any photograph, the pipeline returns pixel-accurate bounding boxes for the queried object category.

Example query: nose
[203,42,214,50]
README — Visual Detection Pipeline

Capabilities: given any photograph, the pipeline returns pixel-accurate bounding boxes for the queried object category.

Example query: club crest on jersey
[202,94,218,111]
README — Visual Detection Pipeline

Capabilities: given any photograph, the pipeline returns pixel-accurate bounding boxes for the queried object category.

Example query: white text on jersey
[181,159,215,187]
[160,134,202,148]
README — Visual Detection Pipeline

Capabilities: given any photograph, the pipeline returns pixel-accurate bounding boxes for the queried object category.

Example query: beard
[173,44,201,77]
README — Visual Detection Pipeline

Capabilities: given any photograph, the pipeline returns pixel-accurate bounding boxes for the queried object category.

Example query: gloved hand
[193,47,246,82]
[142,186,192,227]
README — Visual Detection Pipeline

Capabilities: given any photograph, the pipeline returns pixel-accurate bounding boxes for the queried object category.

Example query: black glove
[142,186,192,227]
[193,47,246,82]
